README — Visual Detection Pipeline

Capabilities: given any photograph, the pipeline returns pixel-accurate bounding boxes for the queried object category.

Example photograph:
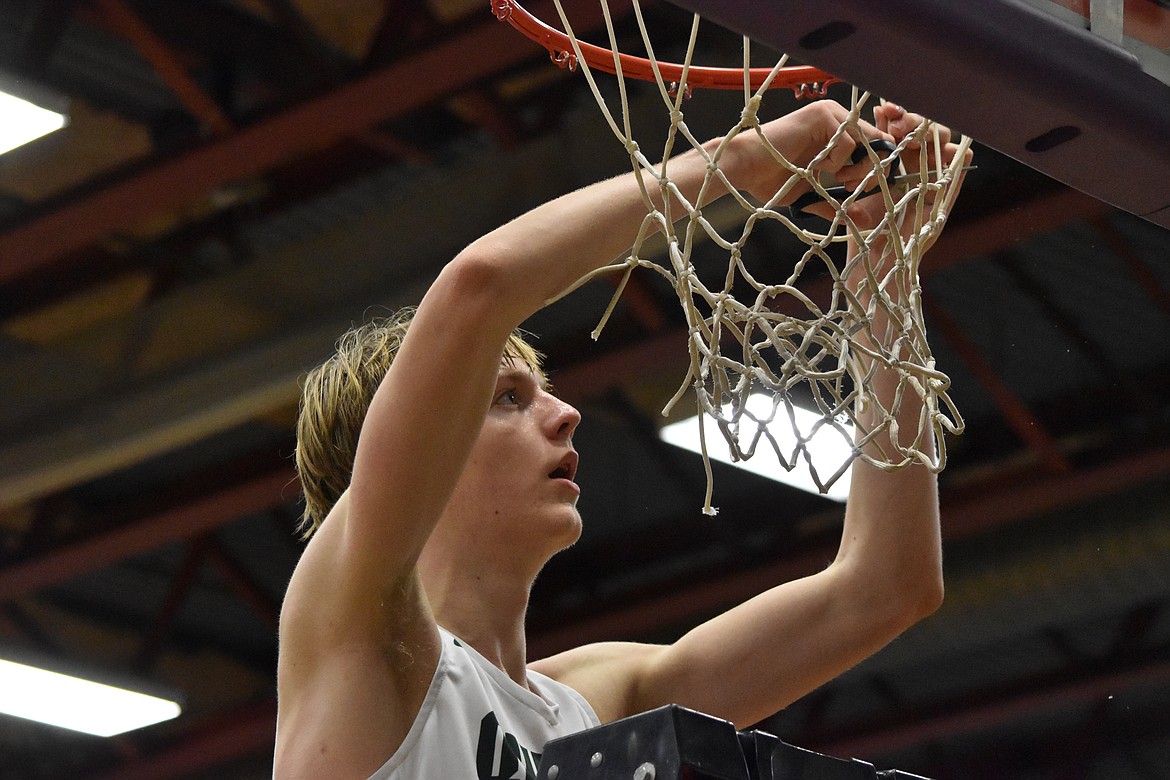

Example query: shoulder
[529,641,668,724]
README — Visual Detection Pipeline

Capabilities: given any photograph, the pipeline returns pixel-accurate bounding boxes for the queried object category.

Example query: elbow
[913,575,945,622]
[896,571,944,629]
[441,239,552,328]
[444,245,508,300]
[434,246,520,330]
[854,563,942,636]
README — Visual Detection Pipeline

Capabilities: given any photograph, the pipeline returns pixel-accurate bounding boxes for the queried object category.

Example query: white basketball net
[546,1,971,513]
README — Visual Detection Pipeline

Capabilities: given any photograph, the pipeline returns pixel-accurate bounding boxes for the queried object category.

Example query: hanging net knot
[740,99,761,127]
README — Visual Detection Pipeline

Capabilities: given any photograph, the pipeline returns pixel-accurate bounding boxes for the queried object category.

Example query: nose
[545,394,581,441]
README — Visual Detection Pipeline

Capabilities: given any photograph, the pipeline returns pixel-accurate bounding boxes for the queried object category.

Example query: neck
[420,555,536,687]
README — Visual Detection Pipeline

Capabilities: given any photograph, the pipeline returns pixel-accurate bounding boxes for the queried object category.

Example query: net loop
[795,82,833,99]
[551,49,578,70]
[491,0,512,21]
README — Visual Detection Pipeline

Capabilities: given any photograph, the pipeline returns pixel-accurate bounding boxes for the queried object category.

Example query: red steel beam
[1094,216,1170,320]
[922,188,1107,274]
[354,129,433,164]
[134,535,212,672]
[940,445,1170,540]
[0,468,295,602]
[447,89,523,149]
[0,0,635,285]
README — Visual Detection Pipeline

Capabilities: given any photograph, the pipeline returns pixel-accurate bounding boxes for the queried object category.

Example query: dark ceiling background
[0,1,1169,778]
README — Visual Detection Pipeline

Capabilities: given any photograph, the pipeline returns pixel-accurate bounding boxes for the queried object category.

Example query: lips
[548,451,579,482]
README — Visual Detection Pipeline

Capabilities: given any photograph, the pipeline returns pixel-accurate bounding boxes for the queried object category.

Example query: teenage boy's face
[443,361,583,557]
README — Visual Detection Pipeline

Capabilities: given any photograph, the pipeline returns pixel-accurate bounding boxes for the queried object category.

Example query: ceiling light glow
[0,658,181,737]
[659,392,854,501]
[0,89,67,155]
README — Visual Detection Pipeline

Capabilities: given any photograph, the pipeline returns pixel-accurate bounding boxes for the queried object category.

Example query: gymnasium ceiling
[1,0,1169,778]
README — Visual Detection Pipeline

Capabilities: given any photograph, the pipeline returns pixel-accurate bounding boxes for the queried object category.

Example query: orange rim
[492,0,840,97]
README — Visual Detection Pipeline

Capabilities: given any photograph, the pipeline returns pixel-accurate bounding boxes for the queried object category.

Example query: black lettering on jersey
[475,711,542,780]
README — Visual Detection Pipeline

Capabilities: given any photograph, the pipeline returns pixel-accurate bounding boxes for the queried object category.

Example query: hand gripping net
[516,0,972,514]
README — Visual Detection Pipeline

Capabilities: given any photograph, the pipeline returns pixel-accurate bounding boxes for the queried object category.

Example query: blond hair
[294,308,543,539]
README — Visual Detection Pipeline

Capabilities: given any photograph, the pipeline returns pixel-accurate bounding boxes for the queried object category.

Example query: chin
[550,507,583,548]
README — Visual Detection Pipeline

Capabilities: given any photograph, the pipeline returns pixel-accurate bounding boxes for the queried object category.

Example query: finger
[836,159,884,194]
[871,101,896,135]
[876,102,933,151]
[923,141,971,178]
[944,144,976,190]
[836,137,901,193]
[934,117,955,145]
[813,131,859,174]
[874,101,912,134]
[799,199,841,223]
[852,113,893,147]
[822,124,894,177]
[844,199,885,232]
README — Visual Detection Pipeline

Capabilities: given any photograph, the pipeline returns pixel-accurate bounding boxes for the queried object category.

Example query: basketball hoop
[491,0,840,97]
[496,0,972,513]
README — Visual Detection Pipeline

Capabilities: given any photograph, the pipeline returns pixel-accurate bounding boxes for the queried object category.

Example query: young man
[274,100,967,778]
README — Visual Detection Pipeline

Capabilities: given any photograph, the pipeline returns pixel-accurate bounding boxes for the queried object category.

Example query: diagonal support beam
[133,535,213,672]
[205,535,281,626]
[92,0,235,136]
[925,300,1071,474]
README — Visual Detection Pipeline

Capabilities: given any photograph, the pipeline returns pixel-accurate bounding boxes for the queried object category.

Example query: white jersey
[369,627,600,779]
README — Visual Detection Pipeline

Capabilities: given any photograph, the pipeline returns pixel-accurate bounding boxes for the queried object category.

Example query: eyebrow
[496,366,549,391]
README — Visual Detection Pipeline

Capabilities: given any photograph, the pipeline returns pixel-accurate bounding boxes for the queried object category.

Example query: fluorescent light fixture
[0,88,67,155]
[659,392,854,501]
[0,657,181,736]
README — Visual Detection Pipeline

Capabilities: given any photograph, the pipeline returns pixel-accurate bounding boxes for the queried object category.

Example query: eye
[495,388,520,406]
